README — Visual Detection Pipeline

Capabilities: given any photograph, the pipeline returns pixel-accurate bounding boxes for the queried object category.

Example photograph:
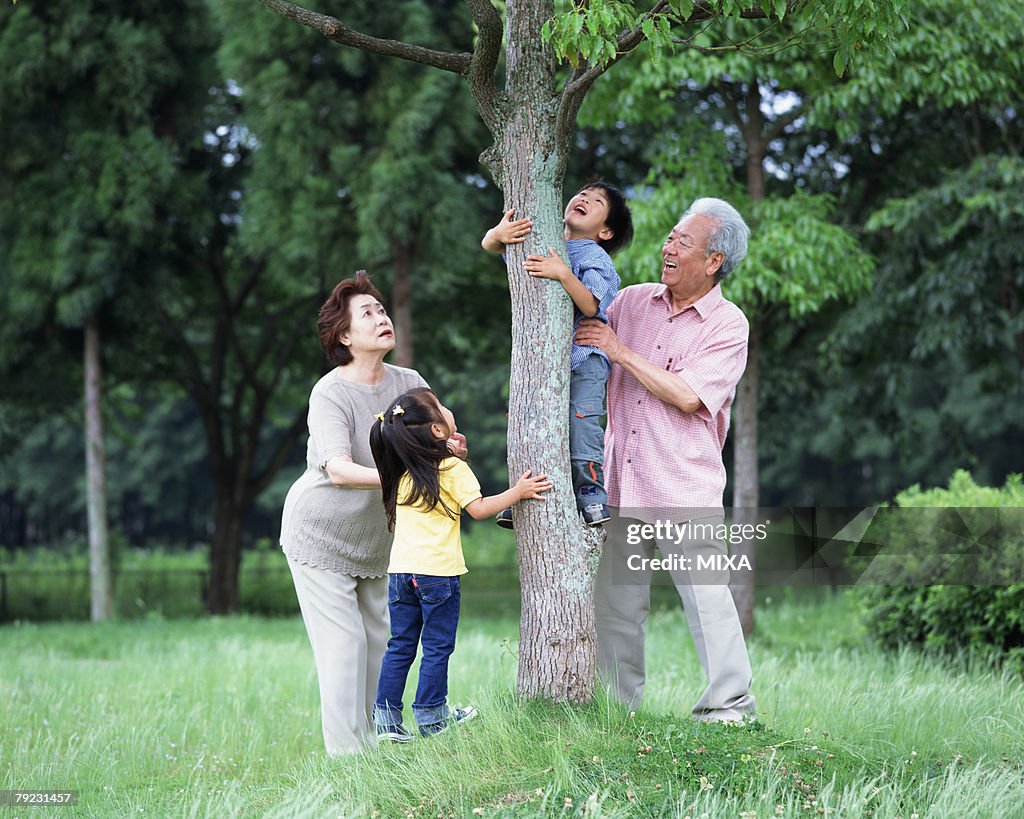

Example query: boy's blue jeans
[374,573,460,731]
[570,354,610,510]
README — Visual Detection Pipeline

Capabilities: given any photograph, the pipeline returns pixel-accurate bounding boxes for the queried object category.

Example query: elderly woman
[280,272,434,755]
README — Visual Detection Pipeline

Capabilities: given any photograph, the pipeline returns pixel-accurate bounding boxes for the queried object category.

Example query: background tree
[259,0,909,700]
[757,0,1024,506]
[582,16,875,634]
[0,0,221,618]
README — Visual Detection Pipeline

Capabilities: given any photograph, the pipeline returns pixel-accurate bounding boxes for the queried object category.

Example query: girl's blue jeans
[374,573,461,731]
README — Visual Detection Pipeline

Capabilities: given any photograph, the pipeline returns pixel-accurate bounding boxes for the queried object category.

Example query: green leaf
[774,0,787,19]
[672,0,695,19]
[641,17,655,42]
[833,45,848,76]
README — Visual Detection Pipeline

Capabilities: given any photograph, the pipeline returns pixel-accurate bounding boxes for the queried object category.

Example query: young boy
[481,183,633,527]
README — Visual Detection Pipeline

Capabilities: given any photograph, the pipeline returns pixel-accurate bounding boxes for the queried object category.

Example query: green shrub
[855,470,1024,673]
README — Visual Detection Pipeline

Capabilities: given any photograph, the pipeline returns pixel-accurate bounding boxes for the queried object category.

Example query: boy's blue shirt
[566,238,620,372]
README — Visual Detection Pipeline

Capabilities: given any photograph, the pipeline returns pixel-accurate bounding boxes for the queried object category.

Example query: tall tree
[581,16,875,634]
[757,0,1024,506]
[0,0,221,619]
[259,0,908,700]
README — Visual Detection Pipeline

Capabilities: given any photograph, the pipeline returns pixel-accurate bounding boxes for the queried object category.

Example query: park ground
[2,591,1024,818]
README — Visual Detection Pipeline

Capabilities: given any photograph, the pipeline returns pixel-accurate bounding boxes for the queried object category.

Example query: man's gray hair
[682,197,750,282]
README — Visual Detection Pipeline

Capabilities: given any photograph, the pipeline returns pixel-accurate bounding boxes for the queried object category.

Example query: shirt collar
[652,283,724,321]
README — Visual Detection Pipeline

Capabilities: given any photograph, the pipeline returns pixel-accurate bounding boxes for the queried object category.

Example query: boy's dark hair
[318,271,384,367]
[578,182,633,256]
[369,388,457,531]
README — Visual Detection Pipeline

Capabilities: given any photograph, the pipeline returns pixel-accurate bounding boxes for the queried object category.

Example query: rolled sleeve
[675,321,749,419]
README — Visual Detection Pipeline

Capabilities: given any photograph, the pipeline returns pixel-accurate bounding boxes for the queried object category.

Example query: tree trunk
[391,239,414,368]
[730,81,765,637]
[206,488,245,614]
[730,321,759,636]
[498,0,599,703]
[84,313,113,622]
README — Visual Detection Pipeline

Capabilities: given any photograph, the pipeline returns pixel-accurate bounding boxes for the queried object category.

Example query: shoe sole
[377,731,414,743]
[420,707,478,737]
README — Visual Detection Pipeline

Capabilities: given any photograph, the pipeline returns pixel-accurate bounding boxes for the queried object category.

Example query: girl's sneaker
[377,723,415,743]
[419,706,478,737]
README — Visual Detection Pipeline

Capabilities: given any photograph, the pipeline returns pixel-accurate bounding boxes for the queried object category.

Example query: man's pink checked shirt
[605,282,749,513]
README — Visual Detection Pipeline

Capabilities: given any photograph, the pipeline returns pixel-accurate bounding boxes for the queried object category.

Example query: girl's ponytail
[369,388,457,530]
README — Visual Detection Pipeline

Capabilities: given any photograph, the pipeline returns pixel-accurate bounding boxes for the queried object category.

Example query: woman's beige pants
[288,558,389,755]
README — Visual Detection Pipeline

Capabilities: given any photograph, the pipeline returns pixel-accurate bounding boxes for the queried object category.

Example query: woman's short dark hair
[318,271,384,367]
[579,182,634,256]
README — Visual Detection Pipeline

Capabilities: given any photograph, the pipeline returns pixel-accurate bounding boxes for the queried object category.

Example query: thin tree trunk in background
[84,312,113,622]
[391,239,414,368]
[730,81,765,637]
[730,321,759,637]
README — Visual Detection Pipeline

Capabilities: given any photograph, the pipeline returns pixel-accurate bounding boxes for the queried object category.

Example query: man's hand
[446,432,468,460]
[575,318,627,363]
[525,247,571,283]
[482,209,533,251]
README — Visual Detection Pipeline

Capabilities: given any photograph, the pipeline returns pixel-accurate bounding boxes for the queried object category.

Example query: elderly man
[574,197,755,723]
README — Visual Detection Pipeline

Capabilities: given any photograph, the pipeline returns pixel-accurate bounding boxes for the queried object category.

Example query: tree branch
[464,0,505,133]
[252,405,313,497]
[562,0,810,104]
[562,0,671,102]
[259,0,472,75]
[765,103,804,142]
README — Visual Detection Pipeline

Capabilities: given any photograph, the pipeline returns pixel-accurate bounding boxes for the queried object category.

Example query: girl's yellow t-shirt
[387,456,482,576]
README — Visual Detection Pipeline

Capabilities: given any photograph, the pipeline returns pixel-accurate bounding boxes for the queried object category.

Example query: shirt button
[627,459,632,464]
[668,318,673,323]
[637,400,641,405]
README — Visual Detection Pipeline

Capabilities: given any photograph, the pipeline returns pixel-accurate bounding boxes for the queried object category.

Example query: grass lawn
[2,591,1023,817]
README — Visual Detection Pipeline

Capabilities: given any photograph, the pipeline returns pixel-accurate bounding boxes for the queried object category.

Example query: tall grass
[2,593,1023,817]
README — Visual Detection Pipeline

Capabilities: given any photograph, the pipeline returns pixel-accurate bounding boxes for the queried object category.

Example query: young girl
[369,387,551,740]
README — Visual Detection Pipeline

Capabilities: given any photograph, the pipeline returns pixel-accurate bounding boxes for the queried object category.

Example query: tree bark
[391,239,414,368]
[730,80,765,637]
[84,313,113,622]
[730,320,759,636]
[206,488,246,614]
[497,0,599,703]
